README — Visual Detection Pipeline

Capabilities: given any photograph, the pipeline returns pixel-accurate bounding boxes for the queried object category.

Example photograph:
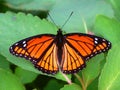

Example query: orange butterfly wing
[61,34,111,74]
[9,35,59,74]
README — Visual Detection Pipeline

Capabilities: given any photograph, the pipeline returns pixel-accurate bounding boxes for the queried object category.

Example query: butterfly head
[57,29,62,34]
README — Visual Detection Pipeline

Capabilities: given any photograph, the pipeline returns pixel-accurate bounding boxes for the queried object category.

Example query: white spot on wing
[10,47,13,49]
[90,54,93,57]
[23,41,26,44]
[108,42,111,45]
[15,43,18,45]
[86,57,89,60]
[95,38,98,41]
[102,39,105,41]
[99,50,102,52]
[103,49,106,51]
[95,41,98,44]
[95,52,97,54]
[23,44,26,47]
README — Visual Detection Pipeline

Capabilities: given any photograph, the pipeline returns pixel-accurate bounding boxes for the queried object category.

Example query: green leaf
[4,0,55,11]
[0,54,11,71]
[15,67,38,84]
[109,0,120,20]
[44,79,64,90]
[87,78,98,90]
[98,43,120,90]
[94,15,120,44]
[0,11,71,81]
[0,68,25,90]
[5,0,33,5]
[49,0,113,33]
[60,83,82,90]
[81,54,104,88]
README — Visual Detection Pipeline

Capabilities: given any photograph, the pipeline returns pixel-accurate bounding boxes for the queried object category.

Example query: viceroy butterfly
[9,29,111,74]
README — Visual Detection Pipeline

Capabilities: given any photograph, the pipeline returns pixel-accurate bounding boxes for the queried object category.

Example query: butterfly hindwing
[61,43,86,74]
[9,34,59,74]
[35,43,58,74]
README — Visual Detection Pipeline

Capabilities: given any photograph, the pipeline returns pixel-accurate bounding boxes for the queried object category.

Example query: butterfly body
[55,29,64,64]
[9,29,111,74]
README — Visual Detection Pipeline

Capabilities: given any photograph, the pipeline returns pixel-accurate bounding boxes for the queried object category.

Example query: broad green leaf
[0,68,25,90]
[15,67,38,84]
[109,0,120,20]
[0,11,71,81]
[98,43,120,90]
[49,0,113,33]
[60,83,82,90]
[4,0,55,11]
[94,15,120,44]
[87,78,98,90]
[81,54,104,88]
[44,79,64,90]
[5,0,33,5]
[0,54,11,71]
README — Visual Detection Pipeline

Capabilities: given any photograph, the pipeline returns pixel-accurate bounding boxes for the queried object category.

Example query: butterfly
[9,29,111,74]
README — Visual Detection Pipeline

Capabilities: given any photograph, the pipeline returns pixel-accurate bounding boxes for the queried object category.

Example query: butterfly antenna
[61,12,73,29]
[48,12,73,29]
[48,13,58,28]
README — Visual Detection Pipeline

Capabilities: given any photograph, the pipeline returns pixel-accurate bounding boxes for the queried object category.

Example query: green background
[0,0,120,90]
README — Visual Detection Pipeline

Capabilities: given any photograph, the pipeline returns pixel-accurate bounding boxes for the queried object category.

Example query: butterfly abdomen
[55,29,65,64]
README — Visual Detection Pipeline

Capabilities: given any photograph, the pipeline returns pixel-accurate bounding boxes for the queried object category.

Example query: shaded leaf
[4,0,55,11]
[0,68,25,90]
[15,67,38,84]
[81,54,104,88]
[44,79,64,90]
[60,83,82,90]
[87,78,98,90]
[0,54,11,71]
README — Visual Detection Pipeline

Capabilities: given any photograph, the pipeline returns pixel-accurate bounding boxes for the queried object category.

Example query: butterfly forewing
[64,33,111,60]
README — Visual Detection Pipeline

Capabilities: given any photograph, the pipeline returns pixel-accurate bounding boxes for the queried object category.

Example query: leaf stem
[61,72,72,84]
[74,73,86,90]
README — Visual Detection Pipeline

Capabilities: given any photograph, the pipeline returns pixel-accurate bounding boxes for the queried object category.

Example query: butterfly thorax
[55,29,64,64]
